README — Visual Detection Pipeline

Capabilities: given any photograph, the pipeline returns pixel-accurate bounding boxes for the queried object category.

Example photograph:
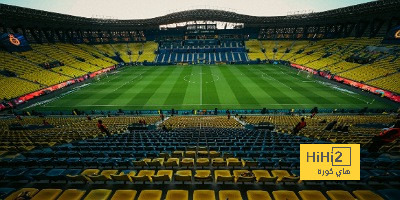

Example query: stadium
[0,0,400,199]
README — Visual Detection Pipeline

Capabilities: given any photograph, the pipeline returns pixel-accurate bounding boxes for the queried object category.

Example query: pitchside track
[32,64,394,111]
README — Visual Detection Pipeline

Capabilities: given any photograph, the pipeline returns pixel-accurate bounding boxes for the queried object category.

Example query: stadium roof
[1,0,400,29]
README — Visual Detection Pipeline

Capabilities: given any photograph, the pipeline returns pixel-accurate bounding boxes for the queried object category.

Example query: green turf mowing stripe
[272,65,384,107]
[164,66,193,106]
[236,66,299,104]
[264,65,368,105]
[61,67,154,107]
[31,64,395,111]
[125,66,176,107]
[145,66,185,106]
[218,65,260,106]
[209,66,240,106]
[202,66,221,105]
[91,66,160,106]
[229,66,279,105]
[257,67,337,104]
[182,66,201,106]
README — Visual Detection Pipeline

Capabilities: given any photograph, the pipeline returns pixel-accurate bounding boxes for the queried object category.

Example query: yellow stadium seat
[227,158,242,167]
[219,190,243,200]
[272,190,300,200]
[111,190,137,200]
[215,170,234,183]
[194,170,212,182]
[151,170,173,183]
[352,190,384,200]
[5,188,39,200]
[209,151,220,158]
[242,160,258,167]
[87,169,118,182]
[110,170,136,182]
[193,190,216,200]
[196,158,210,167]
[233,170,256,183]
[165,190,188,200]
[57,189,86,200]
[185,151,196,158]
[181,158,195,167]
[298,190,327,200]
[247,190,272,200]
[31,189,62,200]
[271,170,299,183]
[212,158,226,167]
[84,189,112,200]
[326,190,356,200]
[174,170,192,182]
[253,170,278,183]
[137,190,162,200]
[164,158,179,167]
[132,170,155,182]
[198,150,209,157]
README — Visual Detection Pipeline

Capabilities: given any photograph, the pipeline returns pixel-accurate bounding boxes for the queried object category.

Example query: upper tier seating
[0,42,119,100]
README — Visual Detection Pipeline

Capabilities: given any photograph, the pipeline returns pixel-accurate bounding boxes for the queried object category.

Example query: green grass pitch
[34,64,394,111]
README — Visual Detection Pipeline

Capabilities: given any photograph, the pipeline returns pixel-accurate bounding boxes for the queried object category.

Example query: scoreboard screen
[0,33,32,52]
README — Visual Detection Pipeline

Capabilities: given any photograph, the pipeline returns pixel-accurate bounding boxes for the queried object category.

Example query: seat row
[0,157,261,169]
[3,168,301,184]
[3,188,398,200]
[3,167,399,184]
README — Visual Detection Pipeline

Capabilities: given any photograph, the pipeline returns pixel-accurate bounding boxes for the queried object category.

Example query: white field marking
[315,80,370,104]
[183,73,220,84]
[109,66,156,92]
[261,64,305,82]
[96,66,154,87]
[111,74,143,92]
[40,68,151,108]
[262,65,370,104]
[25,84,92,109]
[251,66,294,90]
[44,103,364,108]
[261,73,273,80]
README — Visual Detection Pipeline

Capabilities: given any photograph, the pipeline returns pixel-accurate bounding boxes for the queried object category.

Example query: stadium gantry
[0,0,400,199]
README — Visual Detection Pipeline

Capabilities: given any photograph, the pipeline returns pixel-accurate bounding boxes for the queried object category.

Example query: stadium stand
[0,42,118,100]
[0,1,400,199]
[138,41,158,62]
[156,40,248,64]
[0,115,399,200]
[0,77,41,100]
[245,39,265,60]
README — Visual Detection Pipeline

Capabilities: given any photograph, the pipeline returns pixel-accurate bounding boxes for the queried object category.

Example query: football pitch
[33,64,394,111]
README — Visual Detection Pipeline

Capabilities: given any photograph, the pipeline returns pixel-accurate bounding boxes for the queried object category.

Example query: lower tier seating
[2,188,397,200]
